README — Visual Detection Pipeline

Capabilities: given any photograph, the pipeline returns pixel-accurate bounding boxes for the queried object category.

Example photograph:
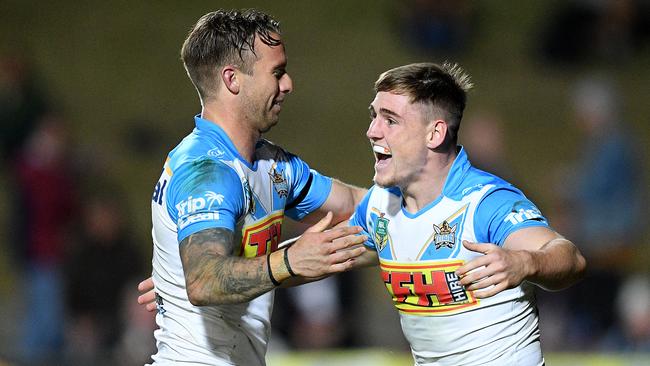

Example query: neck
[201,102,260,163]
[401,148,458,213]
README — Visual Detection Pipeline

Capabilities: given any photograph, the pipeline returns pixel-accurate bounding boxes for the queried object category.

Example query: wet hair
[181,9,281,100]
[374,62,473,143]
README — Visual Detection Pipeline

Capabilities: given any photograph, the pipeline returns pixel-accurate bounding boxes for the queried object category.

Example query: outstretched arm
[180,212,367,306]
[456,226,586,298]
[301,179,367,226]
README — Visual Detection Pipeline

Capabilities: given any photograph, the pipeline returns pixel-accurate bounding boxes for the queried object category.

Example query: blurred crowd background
[0,1,648,365]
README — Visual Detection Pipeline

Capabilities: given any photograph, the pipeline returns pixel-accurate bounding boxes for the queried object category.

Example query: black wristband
[284,246,296,277]
[267,253,281,286]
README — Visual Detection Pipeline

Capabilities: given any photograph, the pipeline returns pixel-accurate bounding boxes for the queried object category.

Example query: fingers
[145,302,158,312]
[456,255,490,279]
[327,257,363,273]
[473,282,507,299]
[137,277,157,312]
[137,289,156,305]
[462,240,495,254]
[138,277,155,292]
[321,225,363,243]
[331,233,367,251]
[305,211,333,233]
[137,289,157,312]
[332,245,367,262]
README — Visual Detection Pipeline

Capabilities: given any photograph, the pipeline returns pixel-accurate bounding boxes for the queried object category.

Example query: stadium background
[0,0,648,365]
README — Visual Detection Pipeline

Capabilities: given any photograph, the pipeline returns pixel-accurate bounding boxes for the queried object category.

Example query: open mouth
[372,144,392,162]
[271,98,284,111]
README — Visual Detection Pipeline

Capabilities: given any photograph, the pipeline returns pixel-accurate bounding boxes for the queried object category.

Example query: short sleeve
[166,157,244,243]
[474,188,549,246]
[348,187,375,249]
[284,152,332,220]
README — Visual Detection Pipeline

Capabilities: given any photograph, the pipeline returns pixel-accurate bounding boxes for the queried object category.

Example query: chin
[260,120,279,133]
[372,174,394,188]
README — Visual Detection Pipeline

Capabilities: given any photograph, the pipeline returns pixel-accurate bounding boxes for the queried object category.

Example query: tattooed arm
[180,213,367,306]
[180,227,275,305]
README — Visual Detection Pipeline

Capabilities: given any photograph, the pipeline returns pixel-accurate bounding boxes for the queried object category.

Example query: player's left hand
[137,277,158,312]
[455,240,531,299]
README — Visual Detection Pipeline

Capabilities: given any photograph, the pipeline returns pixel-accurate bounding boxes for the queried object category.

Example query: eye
[273,68,286,79]
[387,118,397,125]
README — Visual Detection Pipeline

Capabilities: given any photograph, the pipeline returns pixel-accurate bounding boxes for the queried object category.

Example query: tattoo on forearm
[180,228,274,305]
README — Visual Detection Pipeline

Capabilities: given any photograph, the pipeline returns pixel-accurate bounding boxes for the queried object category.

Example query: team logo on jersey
[268,164,288,198]
[374,213,390,251]
[433,221,457,249]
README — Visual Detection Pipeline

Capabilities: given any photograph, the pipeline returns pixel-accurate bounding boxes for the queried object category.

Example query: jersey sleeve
[348,187,375,249]
[284,152,332,220]
[474,188,549,246]
[166,157,244,243]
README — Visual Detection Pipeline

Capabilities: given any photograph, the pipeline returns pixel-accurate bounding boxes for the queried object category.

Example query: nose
[366,118,381,140]
[280,73,293,94]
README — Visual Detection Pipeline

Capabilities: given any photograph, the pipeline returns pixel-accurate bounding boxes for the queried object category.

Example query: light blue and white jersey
[149,116,332,365]
[350,147,548,366]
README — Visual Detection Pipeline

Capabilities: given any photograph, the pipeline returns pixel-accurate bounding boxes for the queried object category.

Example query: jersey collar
[193,115,257,170]
[441,146,472,197]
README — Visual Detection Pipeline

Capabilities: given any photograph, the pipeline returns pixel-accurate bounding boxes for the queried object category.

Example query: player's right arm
[181,213,367,305]
[170,158,366,306]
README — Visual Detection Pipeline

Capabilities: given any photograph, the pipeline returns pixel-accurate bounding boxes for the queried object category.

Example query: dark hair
[181,9,282,100]
[374,62,473,143]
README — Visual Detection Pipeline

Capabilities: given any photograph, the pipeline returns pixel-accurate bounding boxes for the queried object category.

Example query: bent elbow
[575,252,588,281]
[186,282,234,306]
[186,285,210,306]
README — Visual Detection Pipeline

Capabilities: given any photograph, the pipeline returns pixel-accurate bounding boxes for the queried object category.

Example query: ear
[221,66,240,94]
[426,119,447,149]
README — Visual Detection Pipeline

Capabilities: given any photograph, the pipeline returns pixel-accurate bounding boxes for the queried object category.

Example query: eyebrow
[370,104,402,119]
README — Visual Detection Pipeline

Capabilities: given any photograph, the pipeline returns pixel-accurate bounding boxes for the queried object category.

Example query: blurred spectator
[547,75,645,349]
[64,190,145,365]
[395,0,475,56]
[0,54,49,162]
[537,0,650,65]
[286,277,345,349]
[112,281,157,365]
[13,112,78,363]
[271,220,353,350]
[601,274,650,351]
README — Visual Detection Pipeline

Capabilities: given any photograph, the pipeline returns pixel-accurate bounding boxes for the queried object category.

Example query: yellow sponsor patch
[380,259,479,315]
[239,212,284,258]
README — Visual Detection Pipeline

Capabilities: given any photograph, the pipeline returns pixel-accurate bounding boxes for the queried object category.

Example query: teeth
[372,145,391,155]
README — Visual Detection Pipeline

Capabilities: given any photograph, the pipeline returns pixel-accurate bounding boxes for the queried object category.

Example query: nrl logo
[374,213,389,251]
[268,164,288,198]
[433,221,457,249]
